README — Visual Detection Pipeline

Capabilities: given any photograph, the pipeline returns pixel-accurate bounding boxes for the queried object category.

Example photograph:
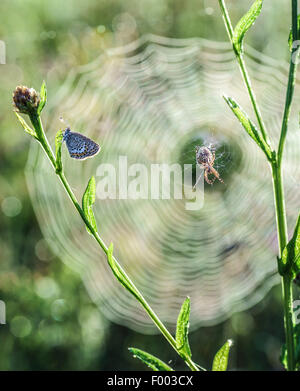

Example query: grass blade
[233,0,263,54]
[129,348,174,371]
[176,297,192,359]
[82,176,98,235]
[223,95,272,161]
[212,339,233,371]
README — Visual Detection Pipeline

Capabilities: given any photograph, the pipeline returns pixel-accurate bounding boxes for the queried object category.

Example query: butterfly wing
[66,132,100,160]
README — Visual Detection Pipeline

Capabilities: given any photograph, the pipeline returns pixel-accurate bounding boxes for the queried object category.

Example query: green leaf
[223,96,272,161]
[129,348,174,371]
[55,129,64,173]
[280,344,288,370]
[175,297,192,359]
[212,339,233,371]
[82,176,97,235]
[15,112,37,138]
[280,214,300,276]
[232,0,263,54]
[37,81,47,115]
[107,243,141,302]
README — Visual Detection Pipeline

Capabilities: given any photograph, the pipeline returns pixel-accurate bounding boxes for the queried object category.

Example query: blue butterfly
[63,127,100,160]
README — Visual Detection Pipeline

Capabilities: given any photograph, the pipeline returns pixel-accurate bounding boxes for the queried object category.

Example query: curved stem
[278,1,299,166]
[218,0,269,144]
[218,0,298,371]
[237,56,269,143]
[30,114,201,372]
[272,0,299,371]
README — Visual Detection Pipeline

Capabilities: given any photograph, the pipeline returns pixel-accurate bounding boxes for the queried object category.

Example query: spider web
[26,35,300,333]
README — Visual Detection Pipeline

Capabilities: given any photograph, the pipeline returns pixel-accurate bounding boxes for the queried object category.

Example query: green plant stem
[271,0,299,371]
[278,2,299,166]
[29,113,200,372]
[271,160,288,253]
[218,0,298,371]
[271,159,295,371]
[282,273,295,370]
[218,0,269,144]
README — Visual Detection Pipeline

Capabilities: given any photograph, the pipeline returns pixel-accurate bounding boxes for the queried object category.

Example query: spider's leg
[210,166,224,184]
[211,152,216,166]
[204,169,215,185]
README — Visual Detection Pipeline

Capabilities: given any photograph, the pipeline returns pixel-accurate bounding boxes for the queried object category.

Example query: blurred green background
[0,0,298,370]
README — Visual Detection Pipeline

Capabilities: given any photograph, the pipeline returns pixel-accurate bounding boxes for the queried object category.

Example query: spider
[193,145,224,189]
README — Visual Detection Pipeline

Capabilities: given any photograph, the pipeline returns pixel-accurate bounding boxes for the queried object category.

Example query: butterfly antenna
[59,116,71,128]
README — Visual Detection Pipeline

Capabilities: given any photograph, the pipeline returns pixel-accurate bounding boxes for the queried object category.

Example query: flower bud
[13,86,40,115]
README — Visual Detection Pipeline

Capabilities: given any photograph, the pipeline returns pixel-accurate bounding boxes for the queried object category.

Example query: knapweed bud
[13,86,40,115]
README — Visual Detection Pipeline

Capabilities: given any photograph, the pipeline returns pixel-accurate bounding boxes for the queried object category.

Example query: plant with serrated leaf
[232,0,263,54]
[55,129,64,173]
[176,297,192,359]
[218,0,300,370]
[14,80,233,371]
[82,176,98,235]
[129,348,174,371]
[13,0,300,372]
[212,340,233,371]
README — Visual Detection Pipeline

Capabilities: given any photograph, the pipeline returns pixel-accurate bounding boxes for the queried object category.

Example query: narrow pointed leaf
[281,214,300,275]
[176,297,192,358]
[232,0,263,54]
[38,81,47,114]
[129,348,174,371]
[107,243,141,302]
[15,112,37,138]
[280,344,288,370]
[55,129,64,173]
[212,339,233,371]
[223,96,272,161]
[82,176,97,235]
